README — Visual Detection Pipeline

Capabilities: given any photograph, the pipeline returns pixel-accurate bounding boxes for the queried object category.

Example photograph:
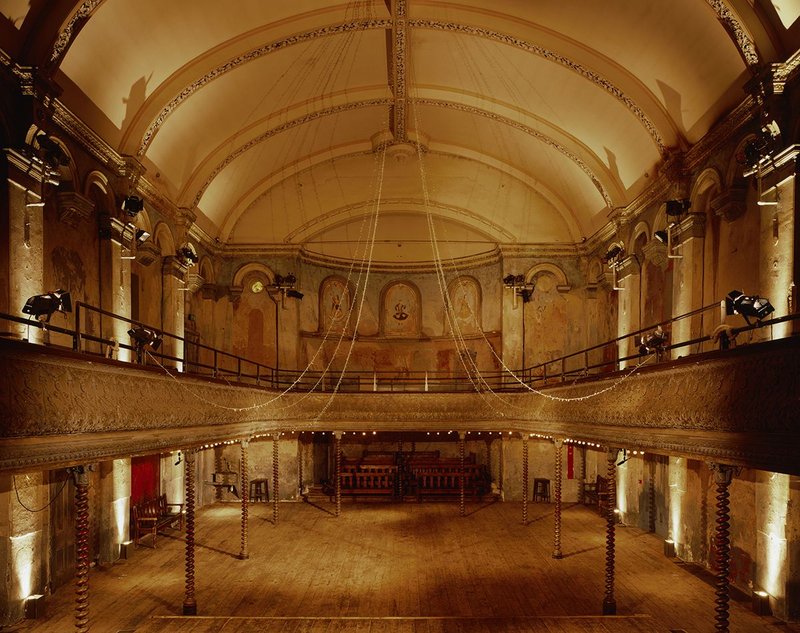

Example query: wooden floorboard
[13,501,800,633]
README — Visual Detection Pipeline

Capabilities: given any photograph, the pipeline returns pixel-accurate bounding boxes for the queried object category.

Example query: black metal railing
[1,300,797,393]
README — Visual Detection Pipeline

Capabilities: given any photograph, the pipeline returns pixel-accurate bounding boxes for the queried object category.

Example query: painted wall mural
[381,281,420,337]
[320,276,351,334]
[446,276,481,335]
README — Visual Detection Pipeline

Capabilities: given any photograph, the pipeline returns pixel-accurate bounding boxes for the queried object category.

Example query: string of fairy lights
[140,3,658,455]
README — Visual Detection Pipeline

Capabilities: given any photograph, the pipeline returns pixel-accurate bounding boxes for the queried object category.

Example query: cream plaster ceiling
[3,0,793,264]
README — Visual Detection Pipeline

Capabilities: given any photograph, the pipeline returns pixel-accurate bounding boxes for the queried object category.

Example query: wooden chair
[533,478,551,502]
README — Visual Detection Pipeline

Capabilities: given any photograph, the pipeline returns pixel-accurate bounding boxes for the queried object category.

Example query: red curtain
[131,455,160,504]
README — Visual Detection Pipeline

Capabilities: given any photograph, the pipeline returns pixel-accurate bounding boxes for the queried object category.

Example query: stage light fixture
[725,290,774,325]
[128,326,162,353]
[665,199,691,217]
[177,243,198,266]
[602,243,624,263]
[654,230,668,244]
[135,229,150,244]
[121,195,144,216]
[638,326,668,356]
[286,289,304,300]
[22,289,72,322]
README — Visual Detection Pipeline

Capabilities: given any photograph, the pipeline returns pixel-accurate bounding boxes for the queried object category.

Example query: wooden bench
[326,464,397,500]
[131,494,184,548]
[409,462,489,500]
[583,475,610,514]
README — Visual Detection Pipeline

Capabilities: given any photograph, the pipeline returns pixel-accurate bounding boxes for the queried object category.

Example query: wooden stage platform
[17,501,800,633]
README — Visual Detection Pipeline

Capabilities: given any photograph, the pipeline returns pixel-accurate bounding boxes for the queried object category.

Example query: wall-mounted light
[22,289,72,322]
[269,273,304,308]
[602,242,625,291]
[638,326,668,358]
[177,242,198,267]
[121,195,143,217]
[128,326,162,363]
[502,273,534,308]
[725,290,774,325]
[654,226,682,259]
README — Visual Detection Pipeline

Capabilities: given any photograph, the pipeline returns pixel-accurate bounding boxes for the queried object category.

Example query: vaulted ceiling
[2,0,797,264]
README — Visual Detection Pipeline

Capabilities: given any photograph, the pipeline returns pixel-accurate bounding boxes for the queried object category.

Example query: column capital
[672,212,706,245]
[68,464,94,486]
[162,256,189,280]
[709,462,741,485]
[333,431,343,440]
[241,438,250,448]
[458,431,467,440]
[56,191,94,228]
[553,438,564,448]
[615,254,640,281]
[710,185,747,223]
[641,239,668,270]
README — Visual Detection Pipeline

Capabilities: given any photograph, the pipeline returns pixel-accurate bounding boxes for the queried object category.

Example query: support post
[648,457,657,533]
[710,463,739,633]
[553,438,563,559]
[297,434,304,498]
[458,432,466,517]
[238,439,249,560]
[522,433,529,525]
[602,448,619,615]
[272,433,280,525]
[334,432,342,517]
[182,448,197,615]
[71,465,92,633]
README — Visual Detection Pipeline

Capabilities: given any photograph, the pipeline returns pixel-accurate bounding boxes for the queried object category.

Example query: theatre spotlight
[665,199,691,218]
[602,242,624,264]
[135,229,150,244]
[638,326,668,358]
[502,273,534,307]
[22,289,72,322]
[121,195,144,217]
[286,289,304,300]
[177,243,198,266]
[654,230,668,244]
[127,326,162,362]
[174,451,183,466]
[725,290,774,325]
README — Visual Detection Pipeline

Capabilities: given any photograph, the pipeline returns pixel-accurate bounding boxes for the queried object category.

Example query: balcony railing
[1,300,797,393]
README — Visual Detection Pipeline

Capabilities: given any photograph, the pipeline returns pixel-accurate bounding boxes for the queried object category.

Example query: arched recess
[319,275,355,335]
[230,262,277,366]
[631,221,650,248]
[198,256,215,286]
[525,262,570,292]
[152,222,176,257]
[446,275,482,335]
[380,280,422,338]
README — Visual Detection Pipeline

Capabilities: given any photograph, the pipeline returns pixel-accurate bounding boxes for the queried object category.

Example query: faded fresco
[446,276,481,335]
[382,281,420,337]
[320,277,351,334]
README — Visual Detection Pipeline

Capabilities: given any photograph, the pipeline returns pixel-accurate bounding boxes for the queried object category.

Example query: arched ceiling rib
[3,0,792,262]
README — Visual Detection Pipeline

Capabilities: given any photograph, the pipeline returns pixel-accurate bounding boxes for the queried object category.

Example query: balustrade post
[182,448,197,615]
[522,433,529,525]
[458,432,466,517]
[710,463,739,633]
[602,448,619,615]
[238,439,249,560]
[71,465,92,633]
[334,432,343,517]
[553,438,563,559]
[272,433,280,525]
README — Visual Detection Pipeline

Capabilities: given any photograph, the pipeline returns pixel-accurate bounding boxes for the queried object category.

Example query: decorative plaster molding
[56,191,94,228]
[299,245,501,274]
[710,185,748,222]
[673,212,707,244]
[704,0,760,67]
[391,0,408,141]
[185,273,205,294]
[135,241,160,267]
[48,0,104,66]
[615,254,640,281]
[98,214,127,245]
[414,98,614,208]
[162,256,188,280]
[641,239,668,270]
[409,19,666,155]
[138,19,392,155]
[192,98,392,208]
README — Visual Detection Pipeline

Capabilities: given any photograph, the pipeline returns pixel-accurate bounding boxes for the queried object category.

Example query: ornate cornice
[1,337,798,473]
[415,98,614,208]
[192,98,392,208]
[138,19,392,155]
[704,0,759,67]
[409,19,667,155]
[391,0,408,141]
[51,99,125,171]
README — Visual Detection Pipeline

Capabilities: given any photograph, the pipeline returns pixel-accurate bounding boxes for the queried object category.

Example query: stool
[249,479,269,502]
[533,478,551,502]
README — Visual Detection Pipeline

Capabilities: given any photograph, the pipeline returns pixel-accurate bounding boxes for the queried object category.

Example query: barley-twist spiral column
[602,448,619,615]
[334,432,343,517]
[297,433,304,498]
[458,432,466,517]
[72,466,91,633]
[553,439,563,559]
[710,463,738,633]
[648,458,656,533]
[521,433,529,525]
[272,433,280,525]
[183,448,197,615]
[238,439,249,560]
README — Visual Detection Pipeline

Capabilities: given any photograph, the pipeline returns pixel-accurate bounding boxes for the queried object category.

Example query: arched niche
[198,256,215,286]
[446,275,482,335]
[231,262,275,293]
[632,221,650,246]
[319,275,354,334]
[152,222,176,257]
[380,280,421,338]
[691,167,723,211]
[525,262,571,292]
